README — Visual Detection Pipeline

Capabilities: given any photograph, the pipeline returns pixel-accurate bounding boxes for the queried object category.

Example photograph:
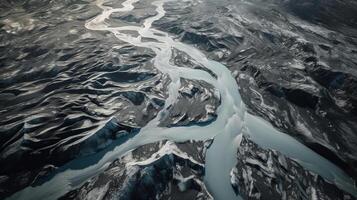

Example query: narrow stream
[7,0,357,199]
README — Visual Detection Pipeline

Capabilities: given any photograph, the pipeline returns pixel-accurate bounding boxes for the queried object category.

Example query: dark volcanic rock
[0,117,138,199]
[110,0,157,26]
[170,48,217,78]
[1,0,357,199]
[231,135,356,200]
[0,0,169,198]
[154,0,357,181]
[284,0,357,36]
[61,140,212,200]
[159,78,220,127]
[305,63,357,115]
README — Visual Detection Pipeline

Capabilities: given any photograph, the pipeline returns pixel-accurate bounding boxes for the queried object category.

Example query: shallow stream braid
[7,0,357,199]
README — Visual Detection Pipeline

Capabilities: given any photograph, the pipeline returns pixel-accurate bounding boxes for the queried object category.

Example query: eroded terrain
[1,0,357,199]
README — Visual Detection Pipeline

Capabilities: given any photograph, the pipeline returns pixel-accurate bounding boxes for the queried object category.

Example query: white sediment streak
[7,0,357,199]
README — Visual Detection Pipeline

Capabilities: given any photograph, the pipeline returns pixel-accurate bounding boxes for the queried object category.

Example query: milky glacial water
[7,0,357,199]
